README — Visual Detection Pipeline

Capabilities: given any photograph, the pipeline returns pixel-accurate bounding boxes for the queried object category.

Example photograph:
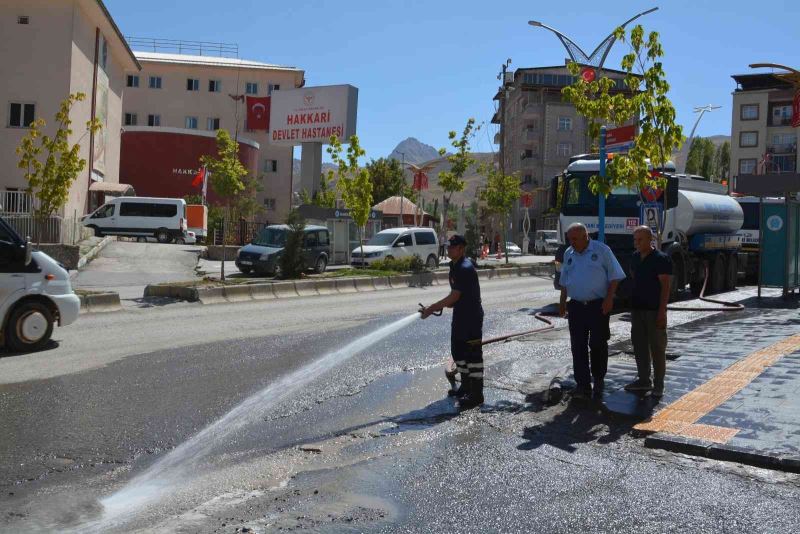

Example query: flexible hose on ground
[666,263,744,312]
[479,311,556,347]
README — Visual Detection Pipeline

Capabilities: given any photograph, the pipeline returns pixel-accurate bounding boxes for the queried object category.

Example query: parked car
[236,224,330,276]
[1,215,80,352]
[350,227,438,269]
[505,241,522,256]
[534,230,559,255]
[82,197,187,243]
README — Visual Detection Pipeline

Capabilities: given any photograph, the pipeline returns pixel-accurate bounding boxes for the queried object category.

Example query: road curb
[140,263,554,307]
[79,292,121,313]
[76,236,115,270]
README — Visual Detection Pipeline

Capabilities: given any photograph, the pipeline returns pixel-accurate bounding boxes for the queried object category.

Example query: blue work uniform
[560,239,626,391]
[449,256,484,379]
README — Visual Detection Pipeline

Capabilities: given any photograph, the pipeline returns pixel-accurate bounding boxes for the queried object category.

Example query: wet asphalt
[1,279,799,532]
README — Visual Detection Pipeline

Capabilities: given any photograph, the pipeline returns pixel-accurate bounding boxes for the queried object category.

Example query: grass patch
[320,268,404,278]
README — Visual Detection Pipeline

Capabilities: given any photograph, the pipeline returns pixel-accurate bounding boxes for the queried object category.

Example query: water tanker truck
[550,155,747,300]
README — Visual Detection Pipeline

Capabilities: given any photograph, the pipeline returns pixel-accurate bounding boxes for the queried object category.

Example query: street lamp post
[681,104,721,174]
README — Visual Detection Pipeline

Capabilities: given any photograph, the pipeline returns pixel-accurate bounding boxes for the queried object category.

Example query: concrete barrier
[272,281,299,298]
[223,285,252,302]
[77,235,114,270]
[410,272,434,287]
[144,284,172,298]
[197,286,227,304]
[79,292,121,313]
[372,276,391,290]
[354,277,376,292]
[335,278,358,293]
[294,280,319,297]
[249,284,275,300]
[389,274,412,288]
[434,271,450,285]
[314,279,338,295]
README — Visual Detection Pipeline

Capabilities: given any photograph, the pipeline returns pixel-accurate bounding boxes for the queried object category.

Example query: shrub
[370,254,427,273]
[278,209,306,279]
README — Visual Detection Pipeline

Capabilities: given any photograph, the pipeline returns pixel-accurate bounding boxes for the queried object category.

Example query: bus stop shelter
[736,172,800,298]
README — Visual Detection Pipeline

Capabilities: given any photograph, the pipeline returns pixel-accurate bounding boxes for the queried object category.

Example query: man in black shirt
[624,226,673,397]
[421,234,485,409]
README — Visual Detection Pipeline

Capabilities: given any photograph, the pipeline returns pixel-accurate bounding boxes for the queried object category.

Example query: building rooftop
[132,51,302,72]
[731,73,794,92]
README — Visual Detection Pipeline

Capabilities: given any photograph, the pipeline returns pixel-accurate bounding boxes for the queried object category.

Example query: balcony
[769,116,793,127]
[771,155,797,173]
[767,142,797,155]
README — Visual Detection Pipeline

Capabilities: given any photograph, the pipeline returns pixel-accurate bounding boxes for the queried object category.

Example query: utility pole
[498,59,512,263]
[399,151,405,227]
[682,105,722,173]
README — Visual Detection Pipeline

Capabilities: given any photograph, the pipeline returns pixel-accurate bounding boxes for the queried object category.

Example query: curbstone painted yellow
[79,292,121,313]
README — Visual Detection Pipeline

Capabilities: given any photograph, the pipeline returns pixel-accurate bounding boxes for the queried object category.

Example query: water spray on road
[83,312,421,531]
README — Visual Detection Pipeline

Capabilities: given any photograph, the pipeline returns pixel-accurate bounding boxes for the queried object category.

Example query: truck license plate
[240,260,253,265]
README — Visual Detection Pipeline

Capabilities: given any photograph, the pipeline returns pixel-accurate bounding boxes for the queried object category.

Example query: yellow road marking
[634,333,800,444]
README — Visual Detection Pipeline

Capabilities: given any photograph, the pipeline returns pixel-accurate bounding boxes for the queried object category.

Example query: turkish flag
[246,96,270,131]
[191,167,205,188]
[792,90,800,128]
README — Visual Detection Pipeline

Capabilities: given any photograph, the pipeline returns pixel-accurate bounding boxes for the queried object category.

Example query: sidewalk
[598,293,800,472]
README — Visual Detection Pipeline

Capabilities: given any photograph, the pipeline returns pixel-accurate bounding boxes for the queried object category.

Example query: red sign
[412,170,429,191]
[792,90,800,128]
[641,186,663,202]
[246,96,271,131]
[606,125,636,146]
[521,192,533,207]
[581,67,596,83]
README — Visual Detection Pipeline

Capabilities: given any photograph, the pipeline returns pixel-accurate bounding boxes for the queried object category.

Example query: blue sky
[106,0,799,160]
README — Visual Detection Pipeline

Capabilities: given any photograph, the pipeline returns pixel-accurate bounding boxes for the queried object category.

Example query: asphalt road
[1,277,799,533]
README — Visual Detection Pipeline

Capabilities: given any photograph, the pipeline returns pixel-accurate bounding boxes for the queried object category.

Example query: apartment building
[730,73,797,185]
[492,65,634,240]
[120,47,305,222]
[0,0,139,222]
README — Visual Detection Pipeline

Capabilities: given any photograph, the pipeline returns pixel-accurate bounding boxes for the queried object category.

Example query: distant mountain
[388,137,440,165]
[291,159,339,193]
[671,134,730,172]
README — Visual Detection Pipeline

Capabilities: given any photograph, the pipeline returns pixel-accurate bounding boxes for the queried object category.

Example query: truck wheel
[239,266,252,274]
[156,229,171,243]
[6,301,54,352]
[725,253,738,291]
[709,254,726,295]
[669,255,684,301]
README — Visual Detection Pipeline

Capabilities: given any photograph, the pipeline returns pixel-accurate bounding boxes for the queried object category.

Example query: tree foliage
[437,118,478,232]
[561,25,684,201]
[366,157,415,204]
[278,208,306,279]
[685,137,716,179]
[299,171,337,209]
[327,134,373,262]
[716,141,730,183]
[201,129,248,203]
[16,92,101,242]
[479,162,521,264]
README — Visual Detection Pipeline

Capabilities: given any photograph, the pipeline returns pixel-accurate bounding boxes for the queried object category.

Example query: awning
[89,182,136,195]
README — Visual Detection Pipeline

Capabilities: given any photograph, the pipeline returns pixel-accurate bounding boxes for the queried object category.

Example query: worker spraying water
[419,234,485,410]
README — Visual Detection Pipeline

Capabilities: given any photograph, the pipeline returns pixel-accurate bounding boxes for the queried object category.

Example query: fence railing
[0,191,34,214]
[212,218,268,246]
[2,215,83,245]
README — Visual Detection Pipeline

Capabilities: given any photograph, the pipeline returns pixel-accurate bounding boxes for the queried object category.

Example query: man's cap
[447,234,467,246]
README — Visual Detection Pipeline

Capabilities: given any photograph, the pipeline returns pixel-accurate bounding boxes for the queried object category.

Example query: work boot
[448,373,469,398]
[458,378,484,410]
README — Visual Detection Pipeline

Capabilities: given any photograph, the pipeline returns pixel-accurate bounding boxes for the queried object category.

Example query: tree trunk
[503,213,509,265]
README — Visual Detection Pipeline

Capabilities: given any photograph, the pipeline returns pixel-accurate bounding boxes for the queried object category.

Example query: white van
[82,197,187,243]
[351,227,439,269]
[534,230,559,255]
[1,216,80,352]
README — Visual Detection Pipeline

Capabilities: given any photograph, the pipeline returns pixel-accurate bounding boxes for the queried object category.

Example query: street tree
[715,140,730,184]
[16,92,101,243]
[437,118,478,236]
[278,208,306,279]
[685,137,716,179]
[299,171,337,208]
[562,24,684,243]
[478,162,521,264]
[200,129,248,212]
[366,157,415,204]
[327,134,373,263]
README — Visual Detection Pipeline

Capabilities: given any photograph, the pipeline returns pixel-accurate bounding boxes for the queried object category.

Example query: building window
[17,16,30,24]
[739,158,757,175]
[207,117,220,130]
[147,114,160,127]
[268,84,280,95]
[557,117,572,131]
[127,75,139,88]
[185,116,198,129]
[557,142,572,157]
[740,104,758,121]
[264,159,278,172]
[771,104,792,127]
[523,174,533,184]
[100,36,108,72]
[264,198,276,210]
[187,78,199,91]
[522,149,534,160]
[209,80,221,92]
[246,82,258,95]
[124,113,137,126]
[8,102,35,128]
[149,76,162,89]
[739,131,758,147]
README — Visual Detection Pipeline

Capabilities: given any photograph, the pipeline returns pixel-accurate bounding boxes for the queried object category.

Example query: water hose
[667,263,744,312]
[478,311,556,346]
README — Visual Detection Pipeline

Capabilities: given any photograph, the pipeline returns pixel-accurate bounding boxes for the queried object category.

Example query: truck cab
[1,216,80,352]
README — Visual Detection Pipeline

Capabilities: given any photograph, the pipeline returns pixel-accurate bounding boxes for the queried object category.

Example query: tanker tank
[673,189,744,235]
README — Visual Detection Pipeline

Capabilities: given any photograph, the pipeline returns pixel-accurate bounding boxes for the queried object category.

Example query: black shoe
[624,379,653,392]
[448,373,469,397]
[592,379,605,398]
[458,378,484,409]
[572,386,592,400]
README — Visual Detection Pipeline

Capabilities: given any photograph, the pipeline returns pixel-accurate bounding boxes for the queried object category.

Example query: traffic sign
[605,125,636,154]
[640,202,663,232]
[581,67,596,83]
[641,186,663,203]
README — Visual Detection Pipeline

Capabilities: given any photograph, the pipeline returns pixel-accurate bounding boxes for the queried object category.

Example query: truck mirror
[665,176,679,209]
[549,176,559,209]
